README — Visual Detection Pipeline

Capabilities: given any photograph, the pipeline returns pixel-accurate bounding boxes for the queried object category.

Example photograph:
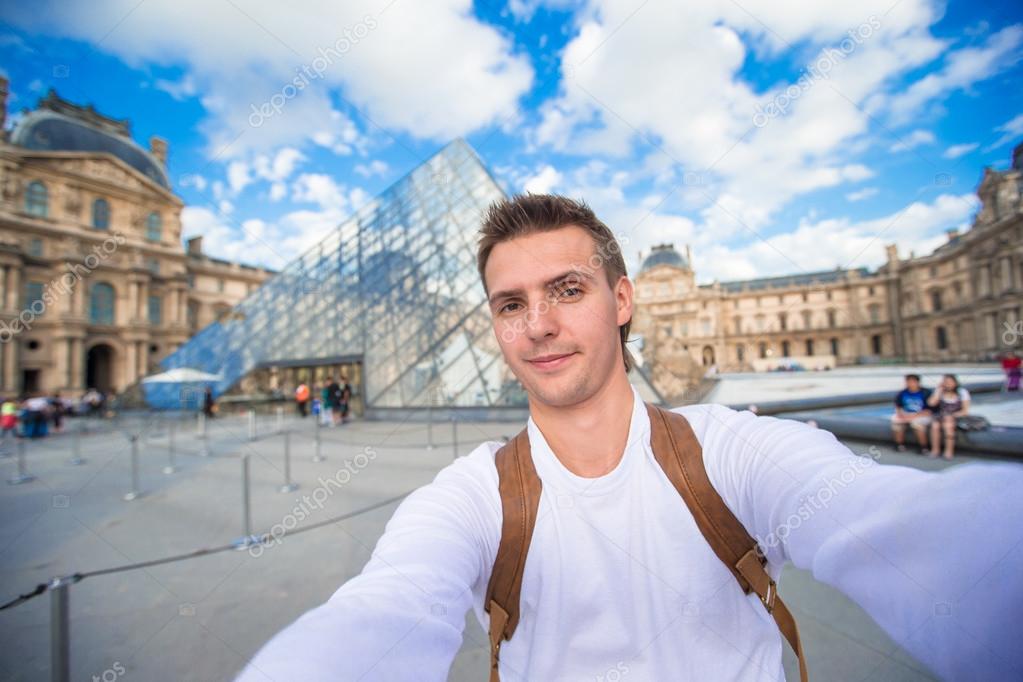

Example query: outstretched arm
[689,404,1023,681]
[235,449,500,682]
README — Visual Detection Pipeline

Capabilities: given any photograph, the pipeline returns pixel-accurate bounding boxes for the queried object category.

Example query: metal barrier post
[278,429,298,493]
[163,417,178,474]
[312,418,324,462]
[50,576,71,682]
[276,406,284,434]
[242,455,252,539]
[7,439,35,485]
[69,421,85,466]
[248,409,256,441]
[124,436,141,501]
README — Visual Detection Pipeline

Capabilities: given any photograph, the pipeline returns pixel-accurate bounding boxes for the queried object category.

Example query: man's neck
[529,370,635,478]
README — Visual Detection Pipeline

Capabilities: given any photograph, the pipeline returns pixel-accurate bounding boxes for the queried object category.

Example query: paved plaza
[0,408,1011,681]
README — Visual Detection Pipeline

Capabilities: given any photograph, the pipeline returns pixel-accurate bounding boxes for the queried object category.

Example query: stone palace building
[633,143,1022,394]
[0,79,273,396]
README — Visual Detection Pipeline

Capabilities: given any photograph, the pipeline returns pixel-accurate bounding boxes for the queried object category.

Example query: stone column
[70,338,83,390]
[125,342,137,386]
[137,281,148,321]
[6,266,20,311]
[55,338,70,390]
[2,338,17,392]
[137,341,147,377]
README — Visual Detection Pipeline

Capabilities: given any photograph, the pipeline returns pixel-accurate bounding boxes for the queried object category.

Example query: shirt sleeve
[687,404,1023,681]
[893,391,903,408]
[234,445,501,682]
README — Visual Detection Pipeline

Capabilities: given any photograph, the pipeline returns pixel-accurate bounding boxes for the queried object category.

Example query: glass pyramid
[161,139,527,408]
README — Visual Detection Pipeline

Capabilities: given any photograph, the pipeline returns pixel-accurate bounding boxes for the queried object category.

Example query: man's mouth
[526,352,577,371]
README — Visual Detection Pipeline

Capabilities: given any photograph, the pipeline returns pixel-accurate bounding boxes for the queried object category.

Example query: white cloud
[226,160,251,194]
[942,143,978,159]
[253,147,306,182]
[291,173,347,210]
[846,187,879,201]
[693,193,978,282]
[986,113,1023,151]
[354,159,389,177]
[3,0,534,156]
[154,74,197,100]
[532,0,953,239]
[887,25,1023,123]
[269,182,287,201]
[889,129,935,152]
[523,164,563,194]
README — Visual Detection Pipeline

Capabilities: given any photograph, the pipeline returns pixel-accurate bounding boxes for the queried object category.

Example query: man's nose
[525,299,558,341]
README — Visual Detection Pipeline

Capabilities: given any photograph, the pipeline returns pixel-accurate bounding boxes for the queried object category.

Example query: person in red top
[1002,350,1021,392]
[295,383,311,417]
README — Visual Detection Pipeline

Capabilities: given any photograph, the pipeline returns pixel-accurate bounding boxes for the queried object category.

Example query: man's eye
[559,287,581,298]
[500,302,521,313]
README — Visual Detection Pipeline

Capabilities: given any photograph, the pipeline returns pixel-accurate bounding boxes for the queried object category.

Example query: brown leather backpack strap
[645,403,808,682]
[484,428,542,682]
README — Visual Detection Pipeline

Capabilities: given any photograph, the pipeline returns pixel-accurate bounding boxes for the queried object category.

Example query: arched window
[805,339,814,356]
[90,282,115,325]
[827,309,837,328]
[146,212,162,241]
[25,181,48,217]
[830,337,840,356]
[781,340,791,357]
[92,198,111,229]
[935,326,948,350]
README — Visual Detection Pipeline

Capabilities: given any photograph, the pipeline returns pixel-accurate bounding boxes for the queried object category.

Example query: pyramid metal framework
[162,139,527,408]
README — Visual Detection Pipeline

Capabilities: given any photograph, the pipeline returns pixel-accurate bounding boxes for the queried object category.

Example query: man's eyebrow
[488,269,595,306]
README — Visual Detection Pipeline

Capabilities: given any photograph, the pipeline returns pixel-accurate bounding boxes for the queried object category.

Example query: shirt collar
[526,384,649,496]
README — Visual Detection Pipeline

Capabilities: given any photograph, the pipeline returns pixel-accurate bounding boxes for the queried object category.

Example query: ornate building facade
[0,80,273,396]
[633,143,1023,397]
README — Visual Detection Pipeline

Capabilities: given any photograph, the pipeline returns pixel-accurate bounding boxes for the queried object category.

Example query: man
[890,373,932,453]
[237,195,1022,681]
[338,373,352,424]
[326,376,342,426]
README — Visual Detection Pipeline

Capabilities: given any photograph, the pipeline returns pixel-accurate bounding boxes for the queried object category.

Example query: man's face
[906,377,920,392]
[484,225,632,408]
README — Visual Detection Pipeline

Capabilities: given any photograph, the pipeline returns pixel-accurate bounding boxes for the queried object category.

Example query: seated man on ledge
[236,195,1023,682]
[891,373,933,453]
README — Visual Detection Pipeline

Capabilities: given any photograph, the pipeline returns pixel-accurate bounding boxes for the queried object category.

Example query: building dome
[11,92,170,189]
[640,243,689,272]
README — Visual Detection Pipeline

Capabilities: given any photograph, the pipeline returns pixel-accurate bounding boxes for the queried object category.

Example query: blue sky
[2,0,1021,282]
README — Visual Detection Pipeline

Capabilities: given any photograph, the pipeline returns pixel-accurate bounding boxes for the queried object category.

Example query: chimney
[149,135,168,167]
[946,228,959,242]
[187,235,203,256]
[0,76,8,133]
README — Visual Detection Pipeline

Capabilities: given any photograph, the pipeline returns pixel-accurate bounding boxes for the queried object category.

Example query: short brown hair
[477,194,634,372]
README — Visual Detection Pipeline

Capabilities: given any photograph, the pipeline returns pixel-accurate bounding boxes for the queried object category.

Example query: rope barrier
[0,489,413,611]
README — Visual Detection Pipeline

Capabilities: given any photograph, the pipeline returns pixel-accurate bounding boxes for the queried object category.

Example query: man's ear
[615,275,633,326]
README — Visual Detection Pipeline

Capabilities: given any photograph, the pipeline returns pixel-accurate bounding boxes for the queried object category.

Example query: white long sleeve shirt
[236,384,1023,681]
